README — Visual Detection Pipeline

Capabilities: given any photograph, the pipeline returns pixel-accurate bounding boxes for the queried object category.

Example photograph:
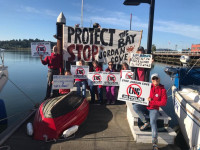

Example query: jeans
[90,85,103,103]
[132,103,159,142]
[106,86,115,102]
[46,69,59,98]
[76,81,86,98]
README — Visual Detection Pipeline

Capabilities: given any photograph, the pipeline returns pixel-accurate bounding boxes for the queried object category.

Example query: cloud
[154,20,200,40]
[17,5,57,17]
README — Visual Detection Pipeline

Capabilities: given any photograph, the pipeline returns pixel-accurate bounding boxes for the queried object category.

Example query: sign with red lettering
[102,72,120,86]
[88,72,103,85]
[117,79,151,105]
[63,26,142,64]
[121,70,134,79]
[31,42,51,57]
[71,65,89,79]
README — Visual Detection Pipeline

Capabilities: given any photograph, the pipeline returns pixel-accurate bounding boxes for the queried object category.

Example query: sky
[0,0,200,50]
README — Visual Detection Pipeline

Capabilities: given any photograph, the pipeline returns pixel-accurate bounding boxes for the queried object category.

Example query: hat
[151,73,160,79]
[137,46,144,51]
[93,23,100,28]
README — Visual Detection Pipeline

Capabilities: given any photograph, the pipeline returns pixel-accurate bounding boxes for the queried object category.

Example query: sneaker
[111,101,115,105]
[140,122,150,131]
[106,101,110,105]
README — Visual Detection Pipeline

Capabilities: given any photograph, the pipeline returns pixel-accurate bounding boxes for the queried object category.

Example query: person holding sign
[120,62,129,78]
[59,70,71,95]
[105,61,117,104]
[90,60,103,104]
[75,60,86,98]
[133,73,167,150]
[40,45,62,100]
[130,46,146,81]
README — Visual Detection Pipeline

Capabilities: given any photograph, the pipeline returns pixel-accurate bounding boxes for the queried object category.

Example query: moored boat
[165,65,200,150]
[0,48,8,91]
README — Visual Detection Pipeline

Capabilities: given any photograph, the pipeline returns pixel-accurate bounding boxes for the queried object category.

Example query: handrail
[153,51,200,55]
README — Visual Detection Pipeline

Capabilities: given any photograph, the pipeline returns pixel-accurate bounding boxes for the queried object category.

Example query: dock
[153,51,200,66]
[2,91,181,150]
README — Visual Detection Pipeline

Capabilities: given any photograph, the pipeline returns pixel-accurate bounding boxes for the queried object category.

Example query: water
[0,51,177,133]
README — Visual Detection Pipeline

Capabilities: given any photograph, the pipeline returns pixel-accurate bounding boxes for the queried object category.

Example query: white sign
[129,54,152,68]
[63,26,142,64]
[121,70,134,79]
[52,75,74,89]
[31,42,51,57]
[117,79,151,105]
[102,72,120,86]
[87,72,103,86]
[71,65,89,79]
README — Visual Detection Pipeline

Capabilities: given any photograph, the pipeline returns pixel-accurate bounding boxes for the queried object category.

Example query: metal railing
[153,51,200,55]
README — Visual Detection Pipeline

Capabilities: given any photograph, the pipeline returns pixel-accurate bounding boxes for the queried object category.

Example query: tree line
[0,39,56,50]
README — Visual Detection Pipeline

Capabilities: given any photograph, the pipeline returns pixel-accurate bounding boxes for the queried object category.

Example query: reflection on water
[0,51,177,134]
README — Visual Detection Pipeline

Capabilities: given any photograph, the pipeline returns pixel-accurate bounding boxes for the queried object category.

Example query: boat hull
[172,86,200,149]
[33,92,89,141]
[0,68,8,91]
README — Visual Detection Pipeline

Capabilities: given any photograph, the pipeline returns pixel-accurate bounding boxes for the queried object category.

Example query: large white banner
[129,54,152,68]
[121,70,134,79]
[63,26,142,64]
[31,42,51,57]
[87,72,103,86]
[117,79,151,105]
[70,65,89,79]
[102,72,120,86]
[52,75,74,89]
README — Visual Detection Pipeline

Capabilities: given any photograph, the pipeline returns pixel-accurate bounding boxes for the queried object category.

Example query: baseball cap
[137,46,144,51]
[151,73,160,79]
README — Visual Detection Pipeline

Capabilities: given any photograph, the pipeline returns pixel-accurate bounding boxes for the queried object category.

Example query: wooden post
[56,12,66,74]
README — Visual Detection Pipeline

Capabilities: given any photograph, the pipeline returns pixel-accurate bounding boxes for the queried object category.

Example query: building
[191,44,200,52]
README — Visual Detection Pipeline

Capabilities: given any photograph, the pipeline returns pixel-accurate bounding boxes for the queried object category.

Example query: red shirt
[41,53,62,72]
[147,84,167,110]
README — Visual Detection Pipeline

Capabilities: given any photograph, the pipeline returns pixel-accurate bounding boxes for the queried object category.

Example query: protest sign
[63,26,142,64]
[129,54,152,68]
[117,79,151,105]
[31,42,51,57]
[102,72,120,86]
[52,75,74,89]
[87,72,103,86]
[70,65,89,79]
[121,70,134,79]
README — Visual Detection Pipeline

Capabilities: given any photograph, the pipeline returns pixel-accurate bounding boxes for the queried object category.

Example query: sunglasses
[108,64,113,66]
[152,77,159,80]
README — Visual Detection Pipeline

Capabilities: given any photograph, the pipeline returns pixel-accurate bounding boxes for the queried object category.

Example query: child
[59,70,71,95]
[75,60,86,98]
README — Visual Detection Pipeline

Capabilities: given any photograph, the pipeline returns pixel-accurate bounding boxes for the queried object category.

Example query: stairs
[126,102,176,144]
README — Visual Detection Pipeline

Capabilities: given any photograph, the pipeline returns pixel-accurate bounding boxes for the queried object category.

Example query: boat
[0,48,8,91]
[164,58,200,150]
[33,91,89,141]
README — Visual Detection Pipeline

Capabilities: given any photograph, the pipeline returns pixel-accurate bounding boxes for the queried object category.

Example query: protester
[40,45,62,100]
[105,61,117,104]
[90,60,103,104]
[59,70,71,95]
[120,62,129,78]
[133,73,167,150]
[129,46,146,81]
[75,60,86,98]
